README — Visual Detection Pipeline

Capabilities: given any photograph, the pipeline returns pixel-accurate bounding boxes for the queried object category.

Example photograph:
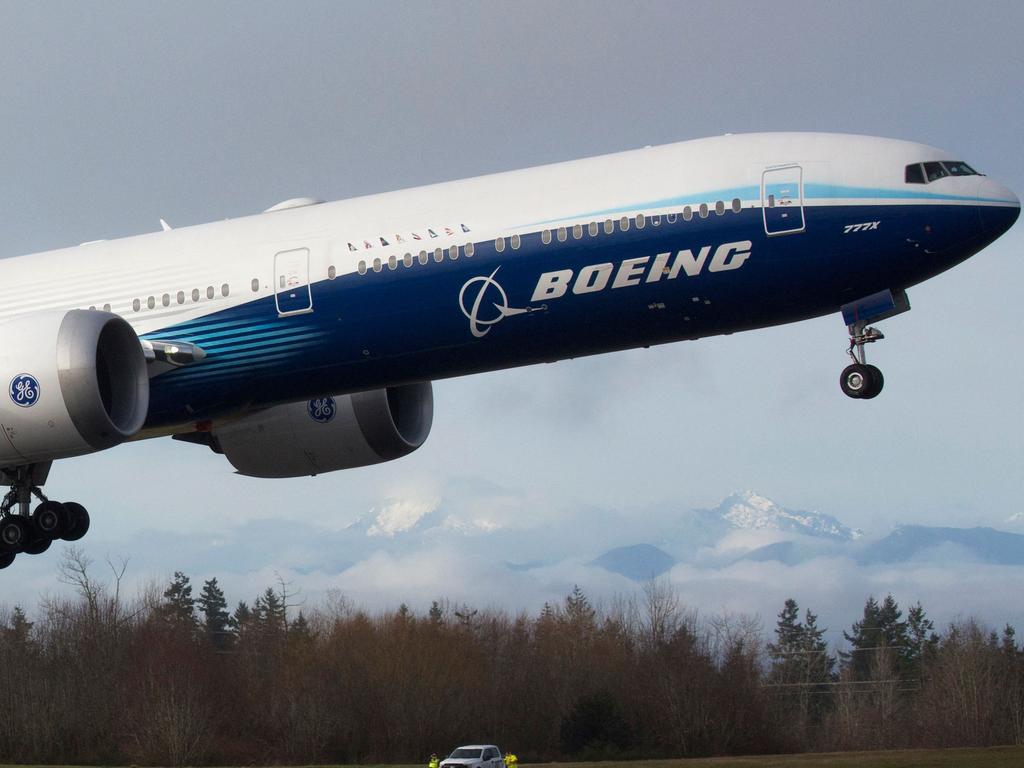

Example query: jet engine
[0,310,150,466]
[211,382,433,478]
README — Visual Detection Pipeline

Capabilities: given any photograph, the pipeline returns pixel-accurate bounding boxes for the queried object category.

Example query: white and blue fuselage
[0,132,1018,435]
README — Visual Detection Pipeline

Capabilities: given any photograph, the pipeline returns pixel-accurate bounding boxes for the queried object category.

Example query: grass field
[5,748,1024,768]
[527,746,1024,767]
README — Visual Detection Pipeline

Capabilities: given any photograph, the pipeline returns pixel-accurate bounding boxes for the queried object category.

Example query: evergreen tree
[428,600,444,626]
[254,586,286,634]
[767,598,802,677]
[842,593,912,681]
[233,600,253,638]
[768,599,835,727]
[906,601,939,677]
[2,606,33,645]
[565,584,596,627]
[289,611,313,647]
[161,571,197,626]
[197,577,234,649]
[1001,624,1018,656]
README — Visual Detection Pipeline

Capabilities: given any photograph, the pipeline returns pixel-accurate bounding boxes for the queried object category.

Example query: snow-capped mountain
[714,491,863,541]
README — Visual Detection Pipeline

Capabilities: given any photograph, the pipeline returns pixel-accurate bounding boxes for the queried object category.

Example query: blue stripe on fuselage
[143,201,990,427]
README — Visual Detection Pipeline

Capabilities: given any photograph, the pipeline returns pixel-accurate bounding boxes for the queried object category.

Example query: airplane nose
[977,178,1020,235]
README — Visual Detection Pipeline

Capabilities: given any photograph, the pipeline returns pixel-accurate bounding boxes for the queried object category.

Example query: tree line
[0,547,1022,765]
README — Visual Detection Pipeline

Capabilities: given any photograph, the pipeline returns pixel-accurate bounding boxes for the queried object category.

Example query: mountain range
[592,491,1024,581]
[320,490,1024,583]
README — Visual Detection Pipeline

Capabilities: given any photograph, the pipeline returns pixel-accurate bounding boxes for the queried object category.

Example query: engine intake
[0,310,149,466]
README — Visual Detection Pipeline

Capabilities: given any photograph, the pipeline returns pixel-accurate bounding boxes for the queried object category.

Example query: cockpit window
[905,164,925,184]
[944,161,977,176]
[924,162,950,182]
[906,161,979,184]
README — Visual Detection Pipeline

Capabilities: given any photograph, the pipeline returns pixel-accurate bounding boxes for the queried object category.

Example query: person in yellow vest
[428,754,439,768]
[503,753,518,768]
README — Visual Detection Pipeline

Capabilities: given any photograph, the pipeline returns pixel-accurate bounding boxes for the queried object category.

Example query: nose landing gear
[841,323,884,399]
[0,463,90,569]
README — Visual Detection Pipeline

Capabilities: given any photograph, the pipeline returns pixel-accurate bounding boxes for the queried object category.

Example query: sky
[0,1,1022,638]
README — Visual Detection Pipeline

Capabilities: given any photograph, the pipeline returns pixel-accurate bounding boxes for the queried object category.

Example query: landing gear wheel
[0,551,14,569]
[61,502,90,542]
[21,536,51,555]
[861,364,884,399]
[0,516,31,553]
[33,500,66,539]
[841,364,872,399]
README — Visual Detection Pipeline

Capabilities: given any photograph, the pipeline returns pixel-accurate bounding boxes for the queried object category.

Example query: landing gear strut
[0,463,90,569]
[840,322,885,399]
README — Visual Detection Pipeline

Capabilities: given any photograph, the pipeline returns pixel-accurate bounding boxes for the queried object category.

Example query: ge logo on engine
[307,397,337,424]
[9,374,40,408]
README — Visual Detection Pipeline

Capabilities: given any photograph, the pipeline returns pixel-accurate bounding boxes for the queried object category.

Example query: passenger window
[572,224,582,239]
[715,201,725,216]
[388,255,397,270]
[207,286,215,299]
[651,215,661,226]
[103,303,111,312]
[603,219,613,234]
[466,242,475,256]
[699,203,709,219]
[373,257,382,272]
[667,212,677,223]
[162,293,170,307]
[449,245,458,260]
[132,298,141,312]
[433,248,444,262]
[418,250,428,265]
[588,221,598,236]
[147,296,155,309]
[358,260,366,275]
[510,234,520,250]
[619,216,630,232]
[403,253,413,267]
[682,206,692,221]
[557,226,567,242]
[542,229,552,244]
[192,288,200,302]
[222,283,230,297]
[328,266,337,279]
[495,237,505,253]
[924,161,949,182]
[731,198,742,213]
[251,278,260,292]
[905,164,925,184]
[177,291,185,304]
[636,213,645,229]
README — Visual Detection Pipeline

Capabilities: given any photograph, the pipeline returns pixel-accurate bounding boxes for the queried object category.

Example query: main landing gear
[0,464,89,570]
[840,322,885,400]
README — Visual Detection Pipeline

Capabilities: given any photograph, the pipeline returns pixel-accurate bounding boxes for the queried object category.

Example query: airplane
[0,132,1017,569]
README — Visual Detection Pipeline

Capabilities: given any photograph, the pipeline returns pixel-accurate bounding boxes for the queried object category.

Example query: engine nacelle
[0,310,149,466]
[212,382,433,478]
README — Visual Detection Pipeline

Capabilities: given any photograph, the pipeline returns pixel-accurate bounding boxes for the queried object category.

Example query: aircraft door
[762,165,805,236]
[274,247,313,315]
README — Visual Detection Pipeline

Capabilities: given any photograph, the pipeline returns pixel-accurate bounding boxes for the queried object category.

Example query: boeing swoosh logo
[459,268,545,338]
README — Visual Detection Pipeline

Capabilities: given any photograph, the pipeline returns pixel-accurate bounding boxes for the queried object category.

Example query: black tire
[33,500,66,539]
[840,363,871,399]
[0,516,31,553]
[861,364,884,399]
[22,536,51,555]
[61,502,90,542]
[0,550,14,569]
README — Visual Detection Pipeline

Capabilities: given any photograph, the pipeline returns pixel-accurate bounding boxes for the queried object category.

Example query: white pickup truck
[441,745,503,768]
